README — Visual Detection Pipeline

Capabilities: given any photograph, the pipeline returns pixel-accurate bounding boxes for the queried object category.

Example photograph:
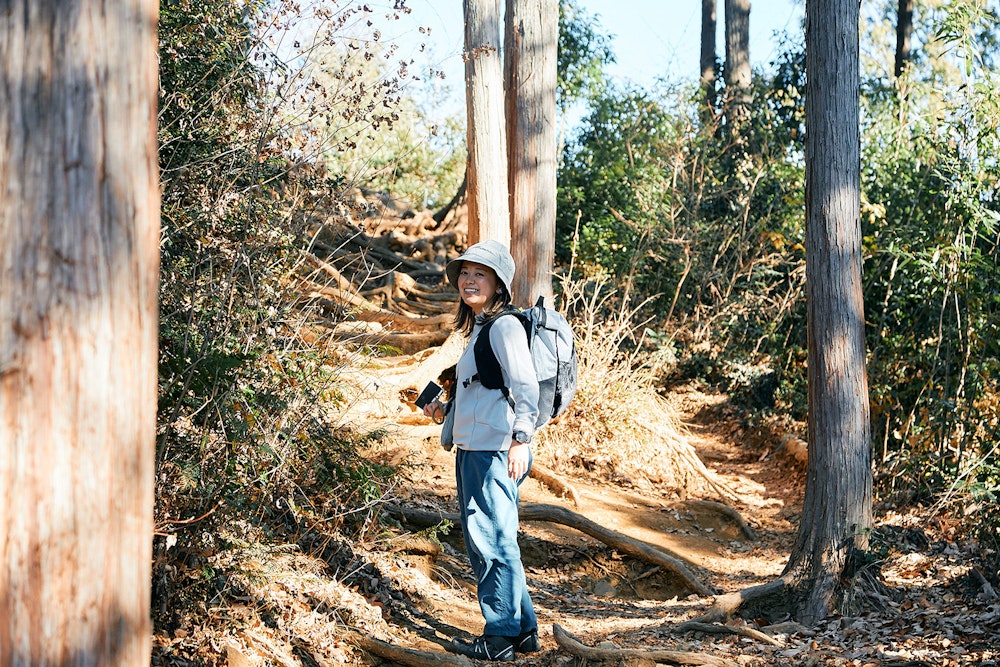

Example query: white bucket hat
[446,240,515,296]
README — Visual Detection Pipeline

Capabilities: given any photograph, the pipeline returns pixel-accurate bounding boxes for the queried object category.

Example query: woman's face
[457,261,500,315]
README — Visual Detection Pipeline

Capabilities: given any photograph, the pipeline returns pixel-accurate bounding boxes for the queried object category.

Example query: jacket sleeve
[489,315,539,437]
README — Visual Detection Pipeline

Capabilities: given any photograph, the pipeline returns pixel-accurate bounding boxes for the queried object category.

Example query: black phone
[415,381,443,409]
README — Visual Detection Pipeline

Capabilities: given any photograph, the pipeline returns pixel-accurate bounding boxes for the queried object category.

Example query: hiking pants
[455,448,537,637]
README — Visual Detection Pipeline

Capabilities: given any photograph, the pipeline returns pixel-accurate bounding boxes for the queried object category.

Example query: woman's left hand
[507,442,531,480]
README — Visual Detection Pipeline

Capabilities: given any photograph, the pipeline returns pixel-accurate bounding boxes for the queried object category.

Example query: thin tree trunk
[0,1,160,664]
[724,0,751,132]
[785,0,872,625]
[701,0,718,111]
[464,0,510,246]
[894,0,914,78]
[505,0,558,307]
[433,171,468,224]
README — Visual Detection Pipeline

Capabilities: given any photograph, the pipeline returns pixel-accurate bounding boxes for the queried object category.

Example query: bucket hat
[446,240,515,296]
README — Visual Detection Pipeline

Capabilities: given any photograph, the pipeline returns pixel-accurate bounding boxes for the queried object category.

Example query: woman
[424,240,541,661]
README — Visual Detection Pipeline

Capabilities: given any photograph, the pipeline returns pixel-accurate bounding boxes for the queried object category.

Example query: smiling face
[457,261,500,315]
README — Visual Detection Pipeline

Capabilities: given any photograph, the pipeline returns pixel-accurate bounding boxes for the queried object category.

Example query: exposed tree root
[385,502,715,597]
[552,624,739,667]
[298,279,452,332]
[671,621,783,647]
[689,579,789,625]
[345,630,473,667]
[518,503,715,596]
[529,462,580,506]
[678,499,757,541]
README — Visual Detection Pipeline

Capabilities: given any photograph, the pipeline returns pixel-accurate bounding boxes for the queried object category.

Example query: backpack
[472,297,578,429]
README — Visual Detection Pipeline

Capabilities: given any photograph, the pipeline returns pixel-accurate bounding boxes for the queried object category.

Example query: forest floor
[342,383,999,667]
[153,198,999,666]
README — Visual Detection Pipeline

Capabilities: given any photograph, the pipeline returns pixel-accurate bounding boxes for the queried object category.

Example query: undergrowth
[538,278,723,496]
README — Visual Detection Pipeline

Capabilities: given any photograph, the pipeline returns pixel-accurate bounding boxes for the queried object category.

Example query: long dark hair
[454,270,513,336]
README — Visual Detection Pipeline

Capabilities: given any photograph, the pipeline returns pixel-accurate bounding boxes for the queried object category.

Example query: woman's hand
[507,442,531,480]
[423,400,445,424]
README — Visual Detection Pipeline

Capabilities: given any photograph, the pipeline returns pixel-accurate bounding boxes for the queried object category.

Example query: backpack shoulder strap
[470,308,527,392]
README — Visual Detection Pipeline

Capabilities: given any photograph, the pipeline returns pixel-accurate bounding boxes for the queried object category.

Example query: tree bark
[723,0,751,132]
[0,1,160,664]
[787,0,872,624]
[700,0,718,110]
[894,0,914,78]
[505,0,558,307]
[464,0,510,247]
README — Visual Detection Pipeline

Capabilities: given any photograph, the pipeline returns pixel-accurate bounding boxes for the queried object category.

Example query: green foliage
[156,0,411,533]
[301,38,466,209]
[859,5,1000,502]
[558,86,689,299]
[557,0,615,111]
[558,57,808,416]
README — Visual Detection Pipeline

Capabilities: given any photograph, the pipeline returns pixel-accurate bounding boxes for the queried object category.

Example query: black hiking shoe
[513,629,541,653]
[450,635,515,661]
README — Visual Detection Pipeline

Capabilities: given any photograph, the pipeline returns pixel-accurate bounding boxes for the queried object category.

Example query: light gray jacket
[452,315,539,451]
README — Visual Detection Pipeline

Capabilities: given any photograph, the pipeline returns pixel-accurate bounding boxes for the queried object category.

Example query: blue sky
[364,1,804,117]
[578,0,804,87]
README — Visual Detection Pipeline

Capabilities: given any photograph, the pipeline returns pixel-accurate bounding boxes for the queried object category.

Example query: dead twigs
[552,624,739,667]
[671,620,783,647]
[345,630,472,667]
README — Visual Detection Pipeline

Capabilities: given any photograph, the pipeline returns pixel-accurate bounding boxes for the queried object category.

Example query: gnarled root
[345,630,473,666]
[552,624,739,667]
[385,502,715,597]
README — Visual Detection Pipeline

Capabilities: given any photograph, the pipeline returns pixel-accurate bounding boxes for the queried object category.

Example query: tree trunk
[505,0,558,307]
[894,0,914,78]
[723,0,751,132]
[464,0,510,247]
[700,0,718,111]
[433,171,468,225]
[0,1,159,664]
[786,0,872,624]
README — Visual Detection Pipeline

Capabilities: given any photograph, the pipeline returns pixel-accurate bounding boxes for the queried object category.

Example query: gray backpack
[472,297,578,428]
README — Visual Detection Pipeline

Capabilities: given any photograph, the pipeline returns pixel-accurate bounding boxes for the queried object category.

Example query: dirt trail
[366,384,807,661]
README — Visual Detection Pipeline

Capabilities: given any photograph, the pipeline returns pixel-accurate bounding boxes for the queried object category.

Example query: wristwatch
[513,430,531,444]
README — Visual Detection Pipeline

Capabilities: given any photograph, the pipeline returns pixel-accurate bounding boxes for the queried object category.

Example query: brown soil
[354,382,998,666]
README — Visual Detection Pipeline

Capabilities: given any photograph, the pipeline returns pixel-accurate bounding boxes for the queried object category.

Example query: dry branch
[672,621,783,647]
[552,624,739,667]
[345,630,472,667]
[385,501,714,597]
[529,463,580,506]
[680,499,757,541]
[518,503,715,597]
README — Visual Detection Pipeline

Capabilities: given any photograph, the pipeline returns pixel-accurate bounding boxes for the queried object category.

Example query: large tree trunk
[700,0,718,111]
[505,0,558,307]
[0,1,160,664]
[894,0,914,78]
[787,0,872,624]
[464,0,510,246]
[723,0,751,133]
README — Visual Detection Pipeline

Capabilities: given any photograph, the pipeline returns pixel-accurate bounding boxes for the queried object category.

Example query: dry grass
[538,279,735,500]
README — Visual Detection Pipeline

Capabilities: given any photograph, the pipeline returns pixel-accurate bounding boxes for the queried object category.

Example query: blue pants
[455,448,538,637]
